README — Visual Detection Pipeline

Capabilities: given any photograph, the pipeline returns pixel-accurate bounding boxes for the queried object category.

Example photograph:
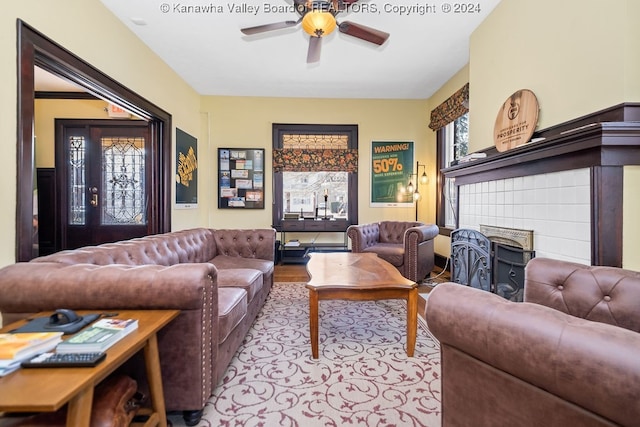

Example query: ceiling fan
[240,0,390,63]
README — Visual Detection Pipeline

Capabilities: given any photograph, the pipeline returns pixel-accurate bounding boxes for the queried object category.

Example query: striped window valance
[272,134,358,172]
[429,83,469,131]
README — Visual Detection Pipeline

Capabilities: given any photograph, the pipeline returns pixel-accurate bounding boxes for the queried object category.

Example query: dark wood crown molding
[35,91,99,100]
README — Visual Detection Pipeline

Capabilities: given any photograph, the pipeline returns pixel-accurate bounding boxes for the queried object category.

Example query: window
[430,83,469,233]
[272,124,358,229]
[439,113,468,229]
[282,171,349,219]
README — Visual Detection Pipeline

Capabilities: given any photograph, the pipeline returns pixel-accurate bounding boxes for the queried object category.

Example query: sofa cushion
[211,255,274,276]
[217,288,247,344]
[363,243,404,267]
[217,268,263,304]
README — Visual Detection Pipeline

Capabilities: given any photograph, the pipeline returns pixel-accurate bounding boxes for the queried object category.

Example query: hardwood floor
[274,263,310,283]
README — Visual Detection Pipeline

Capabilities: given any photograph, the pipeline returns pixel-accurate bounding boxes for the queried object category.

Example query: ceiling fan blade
[338,21,389,45]
[241,20,299,35]
[307,36,322,63]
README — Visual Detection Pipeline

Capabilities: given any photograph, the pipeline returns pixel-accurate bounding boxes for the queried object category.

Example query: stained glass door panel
[62,121,150,249]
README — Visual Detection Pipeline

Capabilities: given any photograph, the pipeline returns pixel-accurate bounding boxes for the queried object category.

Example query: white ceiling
[93,0,501,99]
[34,67,85,92]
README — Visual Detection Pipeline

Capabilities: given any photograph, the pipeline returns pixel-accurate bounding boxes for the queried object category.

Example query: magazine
[56,318,138,354]
[0,332,63,376]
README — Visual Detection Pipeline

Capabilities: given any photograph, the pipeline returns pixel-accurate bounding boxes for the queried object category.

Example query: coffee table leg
[406,288,418,357]
[66,386,94,427]
[309,289,319,359]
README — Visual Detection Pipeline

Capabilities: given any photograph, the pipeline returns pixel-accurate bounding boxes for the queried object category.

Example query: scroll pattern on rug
[168,283,441,427]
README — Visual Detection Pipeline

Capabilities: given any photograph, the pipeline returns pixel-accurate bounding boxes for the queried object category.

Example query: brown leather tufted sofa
[347,221,439,282]
[426,257,640,427]
[0,227,276,426]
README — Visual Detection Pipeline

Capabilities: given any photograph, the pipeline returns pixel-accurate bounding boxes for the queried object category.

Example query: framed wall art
[175,128,198,209]
[370,141,414,207]
[218,148,265,209]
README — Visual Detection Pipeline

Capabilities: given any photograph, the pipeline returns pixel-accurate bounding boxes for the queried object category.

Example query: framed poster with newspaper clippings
[218,148,264,209]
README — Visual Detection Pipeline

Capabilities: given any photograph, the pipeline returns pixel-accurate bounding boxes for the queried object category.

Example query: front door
[56,119,151,250]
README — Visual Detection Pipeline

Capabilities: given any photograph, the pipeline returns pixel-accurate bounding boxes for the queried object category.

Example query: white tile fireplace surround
[443,103,640,268]
[458,168,591,264]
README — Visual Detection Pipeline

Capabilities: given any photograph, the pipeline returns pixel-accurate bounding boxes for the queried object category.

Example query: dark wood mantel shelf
[444,110,640,186]
[442,103,640,268]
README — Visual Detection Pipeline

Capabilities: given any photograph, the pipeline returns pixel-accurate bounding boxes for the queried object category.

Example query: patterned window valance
[429,83,469,131]
[273,133,358,172]
[273,148,358,172]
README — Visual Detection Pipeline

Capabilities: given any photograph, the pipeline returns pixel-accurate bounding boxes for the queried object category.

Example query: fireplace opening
[450,226,535,302]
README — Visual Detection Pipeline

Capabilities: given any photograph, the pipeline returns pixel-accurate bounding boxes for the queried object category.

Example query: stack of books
[0,331,63,376]
[56,318,138,354]
[284,239,301,247]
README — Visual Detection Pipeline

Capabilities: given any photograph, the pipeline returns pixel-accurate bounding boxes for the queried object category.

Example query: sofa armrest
[404,224,439,249]
[403,224,438,282]
[524,257,640,333]
[426,283,640,427]
[347,223,380,252]
[213,229,276,261]
[0,260,220,413]
[0,262,217,314]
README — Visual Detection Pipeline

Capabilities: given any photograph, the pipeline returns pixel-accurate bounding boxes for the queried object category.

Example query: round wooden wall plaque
[493,89,539,152]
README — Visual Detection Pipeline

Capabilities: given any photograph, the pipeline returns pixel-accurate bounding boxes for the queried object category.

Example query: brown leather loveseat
[426,257,640,426]
[347,221,439,282]
[0,227,276,426]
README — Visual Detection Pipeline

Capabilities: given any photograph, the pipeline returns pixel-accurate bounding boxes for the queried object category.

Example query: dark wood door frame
[17,20,172,261]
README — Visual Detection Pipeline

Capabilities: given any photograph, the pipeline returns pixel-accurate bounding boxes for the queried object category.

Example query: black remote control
[21,352,106,368]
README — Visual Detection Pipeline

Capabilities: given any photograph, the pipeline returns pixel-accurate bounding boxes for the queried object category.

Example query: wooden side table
[0,309,179,427]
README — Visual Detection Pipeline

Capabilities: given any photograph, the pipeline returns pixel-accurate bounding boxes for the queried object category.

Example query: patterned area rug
[168,283,441,427]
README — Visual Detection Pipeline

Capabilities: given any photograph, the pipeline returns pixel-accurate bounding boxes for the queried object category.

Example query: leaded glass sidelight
[68,136,86,225]
[101,136,146,225]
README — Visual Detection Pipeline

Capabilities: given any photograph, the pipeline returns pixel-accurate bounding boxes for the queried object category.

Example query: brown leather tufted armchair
[347,221,439,282]
[426,257,640,426]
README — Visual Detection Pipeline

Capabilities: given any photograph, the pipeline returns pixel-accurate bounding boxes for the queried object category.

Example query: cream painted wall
[200,96,432,232]
[469,0,627,152]
[623,167,640,270]
[1,0,203,266]
[35,99,111,167]
[625,0,640,100]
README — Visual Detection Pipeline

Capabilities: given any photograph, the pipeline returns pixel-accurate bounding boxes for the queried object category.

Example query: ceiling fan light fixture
[302,10,336,37]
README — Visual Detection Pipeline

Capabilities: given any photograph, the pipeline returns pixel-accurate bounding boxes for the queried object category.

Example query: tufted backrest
[346,223,380,251]
[378,221,422,244]
[524,257,640,333]
[212,229,275,260]
[33,228,217,266]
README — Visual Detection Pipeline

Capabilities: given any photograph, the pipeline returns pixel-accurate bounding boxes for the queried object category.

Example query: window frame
[272,123,359,230]
[436,113,468,235]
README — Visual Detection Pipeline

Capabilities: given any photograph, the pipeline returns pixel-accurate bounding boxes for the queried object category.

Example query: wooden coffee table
[0,309,179,427]
[305,252,418,359]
